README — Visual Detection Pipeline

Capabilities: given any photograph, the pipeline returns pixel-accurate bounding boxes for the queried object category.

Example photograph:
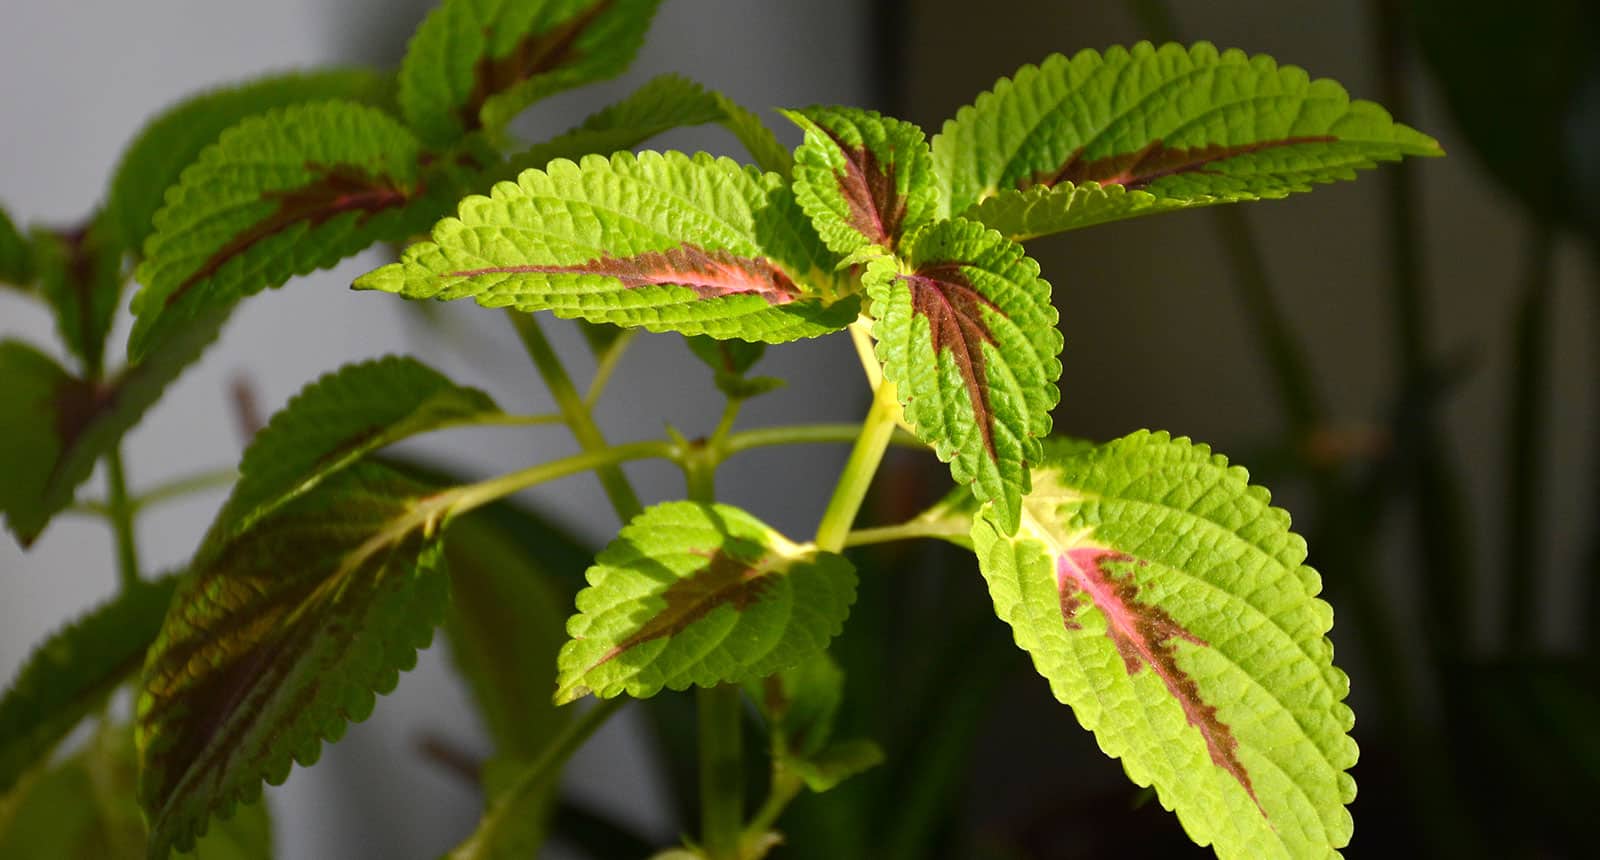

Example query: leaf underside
[556,502,856,703]
[934,42,1443,240]
[867,218,1062,533]
[971,431,1357,858]
[137,464,448,858]
[356,150,858,344]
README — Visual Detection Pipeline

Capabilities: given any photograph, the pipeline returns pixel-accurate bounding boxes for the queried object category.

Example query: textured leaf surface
[31,217,125,373]
[970,430,1356,858]
[357,151,858,343]
[787,107,938,254]
[934,43,1443,233]
[0,574,179,794]
[556,502,856,702]
[129,101,440,359]
[866,218,1061,532]
[0,204,31,287]
[209,356,499,545]
[0,723,271,860]
[137,463,449,857]
[105,67,394,253]
[398,0,662,146]
[0,316,220,545]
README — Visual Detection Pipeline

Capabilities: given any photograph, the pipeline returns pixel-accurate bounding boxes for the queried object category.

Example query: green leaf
[208,356,500,545]
[137,463,450,858]
[746,651,885,793]
[105,67,395,254]
[714,93,794,178]
[0,574,179,794]
[0,315,220,545]
[0,722,272,860]
[356,150,859,344]
[970,430,1357,858]
[397,0,663,146]
[934,43,1443,236]
[0,204,31,287]
[128,101,444,359]
[498,73,729,179]
[555,502,857,703]
[687,335,766,377]
[786,107,938,254]
[31,216,125,374]
[866,218,1061,533]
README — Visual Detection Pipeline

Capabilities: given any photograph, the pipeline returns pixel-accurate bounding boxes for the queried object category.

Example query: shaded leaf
[137,463,450,857]
[786,107,938,254]
[31,216,125,374]
[0,315,220,545]
[787,739,884,794]
[0,722,272,860]
[865,218,1061,533]
[970,430,1357,858]
[0,204,31,287]
[935,43,1442,238]
[748,650,845,760]
[556,502,856,703]
[129,101,446,359]
[398,0,663,146]
[105,67,395,253]
[0,574,179,794]
[357,150,858,344]
[209,355,500,545]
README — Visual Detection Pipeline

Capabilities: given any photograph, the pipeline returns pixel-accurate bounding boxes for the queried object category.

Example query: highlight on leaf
[355,150,859,344]
[785,106,938,255]
[970,430,1357,858]
[865,218,1062,533]
[397,0,664,146]
[137,463,450,859]
[129,101,442,359]
[103,67,395,254]
[555,502,857,703]
[934,43,1444,238]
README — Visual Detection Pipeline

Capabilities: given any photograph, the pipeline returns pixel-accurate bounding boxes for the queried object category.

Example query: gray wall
[0,1,870,856]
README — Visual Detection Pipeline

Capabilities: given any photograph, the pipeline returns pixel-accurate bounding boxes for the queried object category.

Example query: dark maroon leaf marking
[459,0,614,131]
[165,162,416,308]
[1056,546,1262,812]
[815,123,907,248]
[1024,136,1338,192]
[448,245,802,305]
[591,548,777,669]
[902,263,1000,457]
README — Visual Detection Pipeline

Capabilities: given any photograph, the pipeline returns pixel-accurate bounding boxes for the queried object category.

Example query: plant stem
[584,328,637,408]
[128,467,239,513]
[815,380,902,554]
[1505,222,1556,651]
[469,697,627,846]
[743,770,801,842]
[724,423,921,456]
[105,445,140,590]
[507,311,643,521]
[844,518,970,549]
[446,440,677,520]
[698,684,744,860]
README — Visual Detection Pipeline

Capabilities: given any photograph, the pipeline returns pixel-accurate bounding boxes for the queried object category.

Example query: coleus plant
[0,1,1443,857]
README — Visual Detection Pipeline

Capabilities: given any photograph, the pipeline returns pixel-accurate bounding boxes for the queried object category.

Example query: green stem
[446,439,676,520]
[815,381,902,553]
[472,698,627,843]
[1505,222,1556,651]
[844,518,970,549]
[584,329,637,408]
[105,445,140,590]
[743,769,801,844]
[725,423,921,457]
[698,684,744,860]
[507,311,643,521]
[129,467,239,514]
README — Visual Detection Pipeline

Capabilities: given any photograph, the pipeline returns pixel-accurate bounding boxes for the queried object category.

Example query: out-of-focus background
[2,0,1596,857]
